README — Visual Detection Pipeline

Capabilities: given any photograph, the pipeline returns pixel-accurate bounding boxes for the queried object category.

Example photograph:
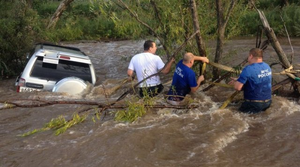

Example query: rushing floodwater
[1,38,300,167]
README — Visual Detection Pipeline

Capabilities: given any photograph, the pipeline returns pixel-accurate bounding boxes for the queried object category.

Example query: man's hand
[170,57,175,63]
[228,77,244,91]
[228,77,237,85]
[127,69,134,81]
[197,75,205,83]
[201,57,209,63]
[128,75,136,81]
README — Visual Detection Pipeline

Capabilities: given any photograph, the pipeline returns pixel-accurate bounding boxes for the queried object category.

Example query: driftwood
[0,100,198,110]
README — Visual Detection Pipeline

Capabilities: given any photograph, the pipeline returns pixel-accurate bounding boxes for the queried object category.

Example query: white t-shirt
[128,52,165,87]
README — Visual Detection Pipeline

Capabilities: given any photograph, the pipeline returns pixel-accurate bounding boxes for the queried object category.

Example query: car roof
[33,42,87,56]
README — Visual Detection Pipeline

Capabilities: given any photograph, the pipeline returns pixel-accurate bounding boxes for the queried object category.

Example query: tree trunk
[256,9,291,68]
[189,0,206,57]
[189,0,206,75]
[47,0,75,29]
[213,0,224,80]
[213,0,236,80]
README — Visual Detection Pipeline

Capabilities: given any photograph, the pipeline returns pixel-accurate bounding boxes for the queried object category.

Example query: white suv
[15,43,96,94]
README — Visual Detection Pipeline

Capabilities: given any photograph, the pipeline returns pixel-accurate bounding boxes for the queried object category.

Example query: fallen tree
[0,99,198,110]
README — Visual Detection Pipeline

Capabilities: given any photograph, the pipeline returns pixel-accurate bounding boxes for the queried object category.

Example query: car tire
[52,77,87,95]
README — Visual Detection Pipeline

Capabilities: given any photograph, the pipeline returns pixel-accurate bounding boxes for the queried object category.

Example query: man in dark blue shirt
[167,52,209,105]
[229,48,272,114]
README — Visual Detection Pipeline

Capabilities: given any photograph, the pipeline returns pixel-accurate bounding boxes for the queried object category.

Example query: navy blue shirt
[167,60,197,101]
[237,62,272,100]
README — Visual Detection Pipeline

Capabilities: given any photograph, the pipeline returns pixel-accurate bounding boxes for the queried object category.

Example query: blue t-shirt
[237,62,272,100]
[167,60,197,101]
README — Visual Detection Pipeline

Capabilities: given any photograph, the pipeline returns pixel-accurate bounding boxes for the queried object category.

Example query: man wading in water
[127,40,175,97]
[229,48,272,114]
[166,52,209,105]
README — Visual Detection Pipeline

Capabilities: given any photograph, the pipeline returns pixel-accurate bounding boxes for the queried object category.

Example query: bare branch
[224,0,236,27]
[117,0,170,56]
[47,0,75,29]
[280,14,294,64]
[117,0,159,39]
[150,0,163,27]
[0,100,198,110]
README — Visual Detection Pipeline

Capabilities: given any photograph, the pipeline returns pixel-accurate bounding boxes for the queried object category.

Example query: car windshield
[30,57,92,82]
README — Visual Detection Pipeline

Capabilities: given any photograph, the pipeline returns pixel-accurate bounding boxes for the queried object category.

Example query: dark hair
[250,48,263,58]
[144,40,154,51]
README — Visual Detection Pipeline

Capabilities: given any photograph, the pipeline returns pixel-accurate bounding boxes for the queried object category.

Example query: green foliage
[238,1,300,37]
[281,4,300,37]
[92,109,101,123]
[54,113,87,135]
[255,0,300,9]
[114,94,156,123]
[45,17,85,42]
[0,1,40,77]
[225,1,249,38]
[20,113,87,137]
[93,0,195,57]
[2,0,300,78]
[32,0,60,18]
[115,97,147,123]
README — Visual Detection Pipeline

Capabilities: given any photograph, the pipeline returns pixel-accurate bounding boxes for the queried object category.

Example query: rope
[273,65,300,80]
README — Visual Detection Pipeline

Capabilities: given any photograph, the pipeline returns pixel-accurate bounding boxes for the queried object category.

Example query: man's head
[248,48,263,64]
[144,40,157,54]
[183,52,195,67]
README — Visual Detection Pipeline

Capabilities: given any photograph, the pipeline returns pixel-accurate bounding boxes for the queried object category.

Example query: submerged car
[15,43,96,94]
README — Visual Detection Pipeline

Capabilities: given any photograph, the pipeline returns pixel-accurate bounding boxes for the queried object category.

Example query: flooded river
[1,38,300,167]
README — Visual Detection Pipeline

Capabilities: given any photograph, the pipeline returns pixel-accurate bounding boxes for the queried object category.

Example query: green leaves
[20,113,87,137]
[114,93,156,123]
[115,97,147,123]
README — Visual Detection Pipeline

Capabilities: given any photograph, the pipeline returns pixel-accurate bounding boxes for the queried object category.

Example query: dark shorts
[139,84,164,98]
[239,100,272,114]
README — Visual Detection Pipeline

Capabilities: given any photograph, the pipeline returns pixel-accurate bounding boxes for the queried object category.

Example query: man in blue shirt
[229,48,272,114]
[167,52,209,105]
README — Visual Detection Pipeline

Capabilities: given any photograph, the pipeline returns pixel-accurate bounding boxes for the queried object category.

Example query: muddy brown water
[1,38,300,167]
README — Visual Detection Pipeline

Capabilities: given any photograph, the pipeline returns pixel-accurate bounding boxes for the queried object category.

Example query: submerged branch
[0,99,198,110]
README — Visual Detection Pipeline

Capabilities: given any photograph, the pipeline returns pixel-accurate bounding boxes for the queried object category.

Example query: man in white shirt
[127,40,174,97]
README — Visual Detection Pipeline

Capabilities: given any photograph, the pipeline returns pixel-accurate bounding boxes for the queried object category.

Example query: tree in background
[0,1,39,77]
[213,0,237,80]
[47,0,74,29]
[92,0,217,64]
[1,0,300,78]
